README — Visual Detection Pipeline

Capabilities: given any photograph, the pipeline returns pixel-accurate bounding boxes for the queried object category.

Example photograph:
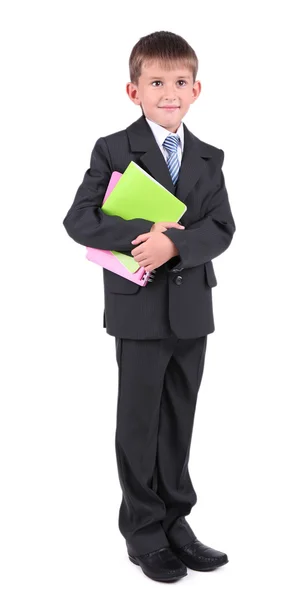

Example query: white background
[1,1,296,598]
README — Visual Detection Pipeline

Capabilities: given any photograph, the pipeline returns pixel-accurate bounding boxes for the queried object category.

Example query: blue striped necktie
[162,134,180,185]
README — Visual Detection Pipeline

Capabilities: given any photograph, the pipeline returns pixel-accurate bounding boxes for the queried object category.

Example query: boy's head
[126,31,201,133]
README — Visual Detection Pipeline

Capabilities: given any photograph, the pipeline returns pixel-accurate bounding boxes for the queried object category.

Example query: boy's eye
[151,80,187,87]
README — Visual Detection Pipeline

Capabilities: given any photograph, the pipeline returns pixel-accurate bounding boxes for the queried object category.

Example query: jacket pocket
[204,261,217,287]
[103,268,140,294]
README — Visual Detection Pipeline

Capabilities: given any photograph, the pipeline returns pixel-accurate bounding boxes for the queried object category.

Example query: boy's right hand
[150,222,185,233]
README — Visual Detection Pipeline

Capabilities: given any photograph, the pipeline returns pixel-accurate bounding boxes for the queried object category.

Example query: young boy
[63,31,236,583]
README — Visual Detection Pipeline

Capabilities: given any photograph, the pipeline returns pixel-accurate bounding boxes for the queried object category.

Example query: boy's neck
[145,115,182,134]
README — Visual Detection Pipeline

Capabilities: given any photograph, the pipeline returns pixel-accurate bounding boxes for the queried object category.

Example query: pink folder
[85,171,154,286]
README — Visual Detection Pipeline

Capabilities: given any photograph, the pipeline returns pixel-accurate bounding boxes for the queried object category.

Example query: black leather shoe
[128,546,187,582]
[171,538,229,571]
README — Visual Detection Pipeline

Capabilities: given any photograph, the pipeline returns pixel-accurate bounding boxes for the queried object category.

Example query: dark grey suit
[63,115,236,555]
[63,114,236,340]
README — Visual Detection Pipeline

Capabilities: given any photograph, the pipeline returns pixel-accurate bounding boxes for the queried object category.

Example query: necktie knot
[162,134,180,154]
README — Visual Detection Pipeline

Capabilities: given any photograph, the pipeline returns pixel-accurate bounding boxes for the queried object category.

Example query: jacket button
[175,275,183,285]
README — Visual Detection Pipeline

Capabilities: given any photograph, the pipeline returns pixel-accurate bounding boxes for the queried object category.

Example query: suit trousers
[114,331,207,556]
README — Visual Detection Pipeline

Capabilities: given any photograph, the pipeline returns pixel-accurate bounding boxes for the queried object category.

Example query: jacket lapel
[126,115,212,205]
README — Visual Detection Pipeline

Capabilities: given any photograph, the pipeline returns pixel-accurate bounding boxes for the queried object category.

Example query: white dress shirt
[145,117,184,166]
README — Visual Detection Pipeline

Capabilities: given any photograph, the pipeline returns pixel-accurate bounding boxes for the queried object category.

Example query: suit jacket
[63,115,236,339]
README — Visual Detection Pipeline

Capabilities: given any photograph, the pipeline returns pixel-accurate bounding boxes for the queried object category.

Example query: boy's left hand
[131,231,179,271]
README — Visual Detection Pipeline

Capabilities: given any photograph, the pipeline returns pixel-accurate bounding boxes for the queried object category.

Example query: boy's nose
[162,95,178,103]
[162,84,178,98]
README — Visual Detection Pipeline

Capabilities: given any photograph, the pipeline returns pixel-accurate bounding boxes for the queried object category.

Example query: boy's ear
[192,80,202,103]
[126,82,141,106]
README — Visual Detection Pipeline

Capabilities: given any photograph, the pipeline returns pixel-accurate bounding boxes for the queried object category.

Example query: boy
[63,31,236,583]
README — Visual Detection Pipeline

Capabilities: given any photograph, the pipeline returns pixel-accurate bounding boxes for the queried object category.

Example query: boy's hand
[131,231,179,271]
[150,221,185,233]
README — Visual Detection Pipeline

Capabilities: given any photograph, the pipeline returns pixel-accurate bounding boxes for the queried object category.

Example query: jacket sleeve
[162,149,236,271]
[62,137,155,252]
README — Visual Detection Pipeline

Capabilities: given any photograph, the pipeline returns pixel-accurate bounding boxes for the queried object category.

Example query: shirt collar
[145,117,184,154]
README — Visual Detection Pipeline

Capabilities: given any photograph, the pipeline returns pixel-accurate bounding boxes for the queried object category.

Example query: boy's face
[126,60,201,133]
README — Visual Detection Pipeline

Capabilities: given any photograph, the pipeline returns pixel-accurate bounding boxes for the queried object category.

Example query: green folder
[101,161,187,272]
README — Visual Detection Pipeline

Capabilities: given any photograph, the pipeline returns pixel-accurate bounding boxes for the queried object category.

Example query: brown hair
[129,31,198,86]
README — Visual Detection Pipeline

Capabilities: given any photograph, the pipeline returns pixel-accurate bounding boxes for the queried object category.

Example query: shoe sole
[128,554,187,582]
[181,557,229,571]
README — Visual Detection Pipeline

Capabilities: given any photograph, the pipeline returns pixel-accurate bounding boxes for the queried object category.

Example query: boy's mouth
[159,106,180,111]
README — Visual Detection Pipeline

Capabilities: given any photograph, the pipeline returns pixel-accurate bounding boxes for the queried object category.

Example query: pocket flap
[103,268,140,294]
[204,261,217,287]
